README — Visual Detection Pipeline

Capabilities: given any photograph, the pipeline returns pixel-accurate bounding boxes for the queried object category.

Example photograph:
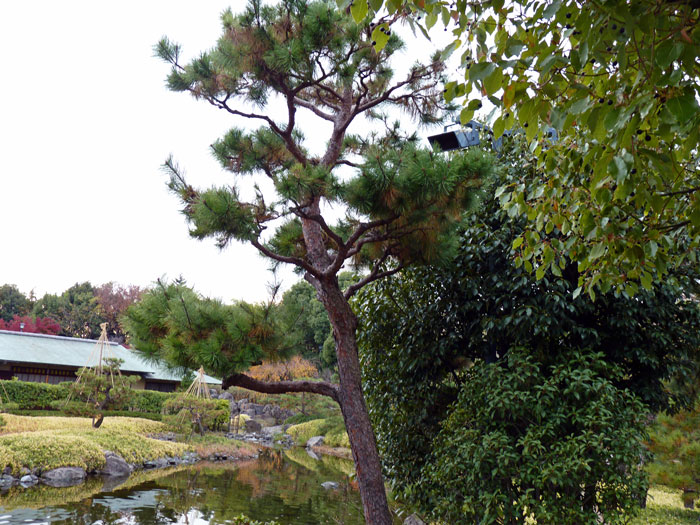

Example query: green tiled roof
[0,330,220,384]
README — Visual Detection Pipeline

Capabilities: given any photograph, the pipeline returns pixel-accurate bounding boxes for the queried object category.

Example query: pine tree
[142,2,493,521]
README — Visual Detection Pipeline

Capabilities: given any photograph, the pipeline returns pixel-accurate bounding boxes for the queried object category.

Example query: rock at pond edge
[306,435,325,448]
[100,452,132,477]
[41,467,87,487]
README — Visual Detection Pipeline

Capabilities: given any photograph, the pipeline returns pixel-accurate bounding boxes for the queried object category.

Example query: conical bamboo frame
[0,378,8,406]
[183,367,212,400]
[175,366,212,436]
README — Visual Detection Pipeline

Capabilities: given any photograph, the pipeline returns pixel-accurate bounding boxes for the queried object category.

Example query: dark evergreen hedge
[0,379,174,413]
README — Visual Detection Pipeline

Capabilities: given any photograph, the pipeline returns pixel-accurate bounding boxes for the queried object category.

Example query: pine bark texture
[302,197,393,524]
[319,278,392,525]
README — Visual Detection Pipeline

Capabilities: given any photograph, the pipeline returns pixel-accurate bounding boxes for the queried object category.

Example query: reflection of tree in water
[151,451,363,524]
[2,455,365,525]
[45,488,175,525]
[153,468,214,523]
[235,450,290,498]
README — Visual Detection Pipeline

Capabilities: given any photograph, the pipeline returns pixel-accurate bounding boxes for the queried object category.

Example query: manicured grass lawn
[0,414,259,477]
[0,414,190,475]
[632,486,700,525]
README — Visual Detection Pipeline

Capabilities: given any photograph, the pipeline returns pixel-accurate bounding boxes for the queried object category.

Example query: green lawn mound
[0,414,191,475]
[286,416,349,448]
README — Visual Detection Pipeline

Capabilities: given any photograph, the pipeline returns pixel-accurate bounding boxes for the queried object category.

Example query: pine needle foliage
[123,279,290,381]
[155,0,492,277]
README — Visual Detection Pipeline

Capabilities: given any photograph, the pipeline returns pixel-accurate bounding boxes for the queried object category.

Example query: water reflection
[0,450,365,524]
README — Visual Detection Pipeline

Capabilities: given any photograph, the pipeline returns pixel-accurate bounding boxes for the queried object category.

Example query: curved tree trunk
[319,278,393,525]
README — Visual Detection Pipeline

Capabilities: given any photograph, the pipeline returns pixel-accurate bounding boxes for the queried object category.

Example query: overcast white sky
[0,1,453,304]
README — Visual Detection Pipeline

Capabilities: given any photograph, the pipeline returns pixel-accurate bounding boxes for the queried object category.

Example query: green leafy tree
[356,142,700,521]
[277,281,331,359]
[352,0,700,298]
[139,1,494,521]
[33,282,106,339]
[0,284,31,322]
[277,273,355,368]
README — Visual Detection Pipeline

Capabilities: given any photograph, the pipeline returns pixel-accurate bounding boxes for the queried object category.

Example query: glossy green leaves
[356,0,700,297]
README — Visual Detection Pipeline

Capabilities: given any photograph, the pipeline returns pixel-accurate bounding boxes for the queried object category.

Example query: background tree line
[0,282,144,342]
[0,276,342,371]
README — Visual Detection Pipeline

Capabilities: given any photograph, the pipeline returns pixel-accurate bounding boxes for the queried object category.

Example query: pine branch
[208,95,309,166]
[356,63,439,114]
[293,209,345,250]
[345,229,413,257]
[222,373,340,402]
[345,256,406,299]
[293,97,335,121]
[345,217,399,251]
[250,238,321,278]
[323,216,400,277]
[334,159,360,168]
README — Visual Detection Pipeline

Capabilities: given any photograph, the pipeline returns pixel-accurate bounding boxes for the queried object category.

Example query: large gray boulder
[20,474,38,486]
[143,458,170,469]
[403,514,426,525]
[100,452,132,477]
[41,467,87,487]
[321,481,339,490]
[241,403,264,416]
[306,435,325,448]
[245,419,262,433]
[262,404,295,421]
[0,474,15,487]
[220,391,234,402]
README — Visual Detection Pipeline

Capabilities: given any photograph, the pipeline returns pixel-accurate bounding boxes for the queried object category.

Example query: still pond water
[0,449,366,524]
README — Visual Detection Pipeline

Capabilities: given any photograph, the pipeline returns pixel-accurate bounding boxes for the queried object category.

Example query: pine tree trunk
[319,279,393,525]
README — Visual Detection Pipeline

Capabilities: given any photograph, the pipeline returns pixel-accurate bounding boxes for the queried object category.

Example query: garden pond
[0,449,365,524]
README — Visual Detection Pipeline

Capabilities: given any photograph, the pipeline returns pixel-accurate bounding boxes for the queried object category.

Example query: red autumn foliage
[94,282,145,342]
[0,315,61,335]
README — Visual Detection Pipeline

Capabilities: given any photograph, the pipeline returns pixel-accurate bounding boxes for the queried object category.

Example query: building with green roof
[0,330,220,392]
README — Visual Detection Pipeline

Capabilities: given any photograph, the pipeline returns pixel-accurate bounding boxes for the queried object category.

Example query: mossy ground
[184,432,258,459]
[0,414,191,475]
[286,416,349,448]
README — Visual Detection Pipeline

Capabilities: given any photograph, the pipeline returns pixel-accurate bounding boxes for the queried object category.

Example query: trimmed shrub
[0,432,106,475]
[50,400,95,418]
[0,402,20,413]
[163,395,230,433]
[129,390,173,413]
[104,410,162,422]
[0,379,175,414]
[418,350,649,525]
[0,415,190,475]
[0,380,69,410]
